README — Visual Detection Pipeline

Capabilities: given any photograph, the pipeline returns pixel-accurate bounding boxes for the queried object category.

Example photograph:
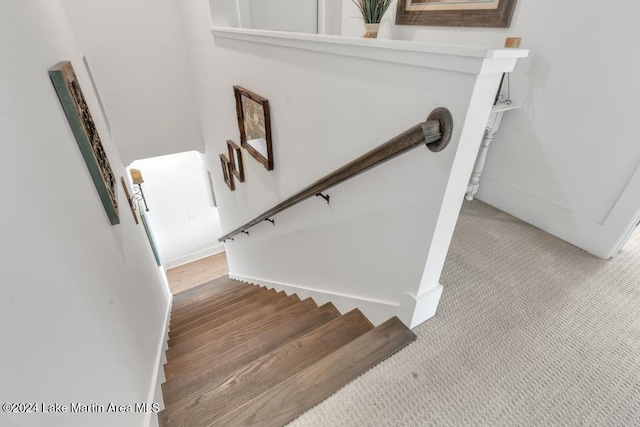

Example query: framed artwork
[49,60,120,225]
[395,0,517,28]
[233,85,273,171]
[220,154,235,191]
[120,177,139,224]
[227,140,245,183]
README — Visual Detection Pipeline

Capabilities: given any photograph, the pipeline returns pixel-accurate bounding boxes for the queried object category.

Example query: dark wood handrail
[219,108,453,242]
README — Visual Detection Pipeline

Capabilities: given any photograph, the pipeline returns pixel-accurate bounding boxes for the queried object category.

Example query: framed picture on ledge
[396,0,518,28]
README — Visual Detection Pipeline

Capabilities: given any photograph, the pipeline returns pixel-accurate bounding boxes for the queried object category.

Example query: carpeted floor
[290,200,640,426]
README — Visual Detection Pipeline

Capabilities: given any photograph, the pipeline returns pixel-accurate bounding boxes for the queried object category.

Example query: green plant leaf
[352,0,393,23]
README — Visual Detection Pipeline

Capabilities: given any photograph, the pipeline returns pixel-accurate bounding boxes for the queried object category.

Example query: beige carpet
[290,200,640,426]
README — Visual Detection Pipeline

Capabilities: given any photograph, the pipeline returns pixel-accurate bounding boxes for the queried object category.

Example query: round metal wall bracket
[425,107,453,152]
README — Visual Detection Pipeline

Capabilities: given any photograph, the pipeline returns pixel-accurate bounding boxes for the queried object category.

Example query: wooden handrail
[219,108,453,242]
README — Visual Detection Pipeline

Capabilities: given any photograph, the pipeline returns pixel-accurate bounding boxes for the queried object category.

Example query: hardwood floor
[166,252,229,295]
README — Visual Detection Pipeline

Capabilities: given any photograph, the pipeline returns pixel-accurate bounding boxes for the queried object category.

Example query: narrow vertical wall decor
[120,177,139,224]
[227,140,245,182]
[49,60,119,225]
[220,154,235,191]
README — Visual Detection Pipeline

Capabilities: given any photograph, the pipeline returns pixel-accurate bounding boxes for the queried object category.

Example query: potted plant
[352,0,393,38]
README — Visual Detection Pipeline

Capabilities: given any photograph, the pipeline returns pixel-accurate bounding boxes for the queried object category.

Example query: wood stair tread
[159,309,374,426]
[162,302,341,407]
[163,297,319,382]
[169,286,266,339]
[169,287,271,340]
[168,289,284,347]
[171,275,248,309]
[159,277,416,427]
[212,316,416,427]
[166,293,299,363]
[170,285,262,328]
[172,284,263,320]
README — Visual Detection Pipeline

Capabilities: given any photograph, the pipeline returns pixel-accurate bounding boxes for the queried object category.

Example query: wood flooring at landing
[165,252,229,295]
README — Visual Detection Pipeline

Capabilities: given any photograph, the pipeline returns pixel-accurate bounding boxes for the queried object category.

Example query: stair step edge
[163,296,312,372]
[159,309,376,426]
[168,290,285,345]
[212,316,416,427]
[161,301,338,406]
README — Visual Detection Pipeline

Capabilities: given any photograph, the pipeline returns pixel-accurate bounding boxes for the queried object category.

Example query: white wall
[0,2,169,426]
[214,0,343,35]
[129,151,224,269]
[61,0,204,164]
[342,0,640,258]
[179,1,522,326]
[240,0,318,33]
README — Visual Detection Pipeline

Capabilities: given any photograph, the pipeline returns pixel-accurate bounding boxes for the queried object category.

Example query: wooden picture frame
[49,60,120,225]
[120,177,139,224]
[227,140,245,183]
[395,0,517,28]
[233,85,273,171]
[220,154,235,191]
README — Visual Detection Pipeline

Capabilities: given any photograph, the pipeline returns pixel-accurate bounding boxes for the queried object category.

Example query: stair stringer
[229,273,407,327]
[147,300,171,427]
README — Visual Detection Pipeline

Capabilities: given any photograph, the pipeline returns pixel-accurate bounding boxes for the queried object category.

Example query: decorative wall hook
[241,230,250,235]
[264,218,275,225]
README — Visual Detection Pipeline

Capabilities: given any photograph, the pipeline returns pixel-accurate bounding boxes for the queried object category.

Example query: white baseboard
[229,273,400,327]
[164,244,225,270]
[144,299,172,427]
[477,176,609,258]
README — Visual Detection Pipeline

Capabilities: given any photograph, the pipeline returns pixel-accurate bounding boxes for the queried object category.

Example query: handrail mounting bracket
[316,193,330,204]
[425,107,453,152]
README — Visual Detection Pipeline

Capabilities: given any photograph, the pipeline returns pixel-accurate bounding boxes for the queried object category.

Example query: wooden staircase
[159,275,416,427]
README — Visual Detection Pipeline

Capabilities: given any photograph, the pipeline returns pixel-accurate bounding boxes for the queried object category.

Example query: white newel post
[399,69,527,329]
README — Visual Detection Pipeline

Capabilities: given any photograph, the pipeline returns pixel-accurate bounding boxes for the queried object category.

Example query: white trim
[399,284,444,329]
[317,0,325,34]
[163,244,225,270]
[479,163,640,259]
[144,298,171,427]
[211,27,528,75]
[229,273,399,326]
[608,213,640,257]
[477,176,607,258]
[600,162,640,257]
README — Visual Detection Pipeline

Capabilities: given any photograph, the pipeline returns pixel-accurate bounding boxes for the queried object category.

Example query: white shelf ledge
[211,27,529,75]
